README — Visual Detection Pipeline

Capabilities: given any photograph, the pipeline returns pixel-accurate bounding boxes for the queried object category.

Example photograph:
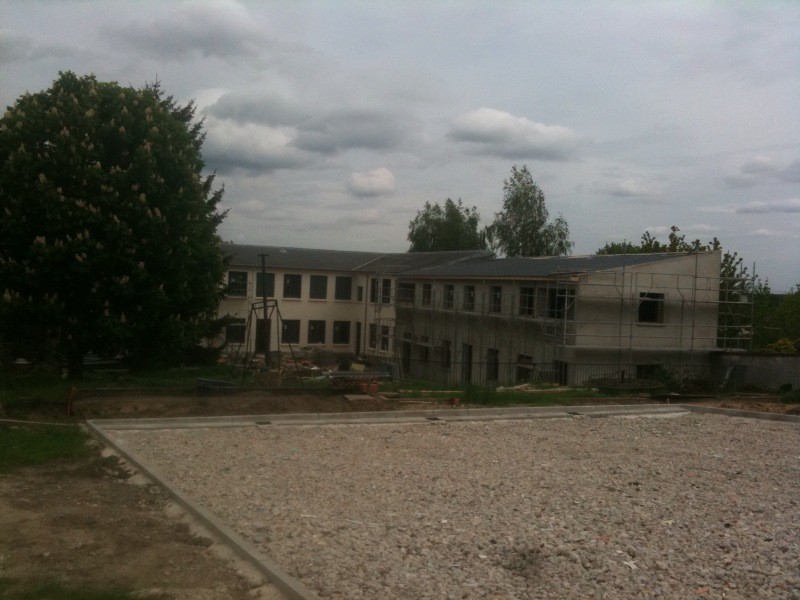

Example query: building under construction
[390,250,752,388]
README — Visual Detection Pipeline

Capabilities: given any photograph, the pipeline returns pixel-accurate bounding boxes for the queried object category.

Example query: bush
[780,388,800,404]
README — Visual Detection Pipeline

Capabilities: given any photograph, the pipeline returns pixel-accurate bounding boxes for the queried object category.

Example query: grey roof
[221,242,491,273]
[400,252,700,280]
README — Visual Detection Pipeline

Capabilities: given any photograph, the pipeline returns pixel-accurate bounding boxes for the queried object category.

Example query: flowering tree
[0,72,226,377]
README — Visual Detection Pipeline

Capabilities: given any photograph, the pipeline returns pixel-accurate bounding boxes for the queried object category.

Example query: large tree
[487,165,573,257]
[0,72,227,377]
[407,197,486,252]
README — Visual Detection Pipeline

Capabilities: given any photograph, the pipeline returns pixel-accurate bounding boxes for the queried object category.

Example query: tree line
[407,165,573,256]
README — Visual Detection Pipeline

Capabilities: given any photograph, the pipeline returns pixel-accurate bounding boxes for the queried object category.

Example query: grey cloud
[105,3,267,61]
[293,109,406,154]
[448,108,585,161]
[347,168,396,198]
[205,92,308,126]
[736,199,800,214]
[725,157,800,188]
[597,178,662,200]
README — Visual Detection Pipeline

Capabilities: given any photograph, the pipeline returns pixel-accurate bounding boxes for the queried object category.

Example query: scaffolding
[388,262,754,388]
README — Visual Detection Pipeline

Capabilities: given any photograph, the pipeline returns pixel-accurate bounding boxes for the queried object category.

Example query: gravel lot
[108,412,800,599]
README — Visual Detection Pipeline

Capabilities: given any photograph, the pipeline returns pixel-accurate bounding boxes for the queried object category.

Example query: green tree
[0,72,227,377]
[487,165,573,257]
[408,198,486,252]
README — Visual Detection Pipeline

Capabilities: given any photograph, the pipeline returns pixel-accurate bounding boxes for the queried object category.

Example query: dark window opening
[283,274,302,299]
[333,321,351,344]
[520,287,535,316]
[443,285,454,309]
[547,288,574,319]
[309,275,327,299]
[397,282,415,305]
[441,339,452,369]
[381,279,392,304]
[281,319,300,344]
[486,348,500,381]
[368,323,377,348]
[422,284,432,306]
[225,319,246,343]
[638,292,664,323]
[490,286,502,313]
[255,272,275,298]
[335,276,352,300]
[227,271,248,297]
[307,320,326,344]
[463,285,475,311]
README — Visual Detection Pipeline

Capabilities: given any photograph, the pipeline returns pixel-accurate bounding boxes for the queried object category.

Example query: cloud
[205,91,308,126]
[598,178,661,200]
[202,117,313,174]
[0,31,68,64]
[106,1,268,61]
[347,168,397,198]
[448,107,585,161]
[294,109,407,154]
[725,157,800,188]
[736,199,800,214]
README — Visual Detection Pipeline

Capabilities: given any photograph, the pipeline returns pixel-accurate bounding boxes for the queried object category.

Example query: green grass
[461,385,607,406]
[0,423,92,473]
[0,578,167,600]
[0,364,233,416]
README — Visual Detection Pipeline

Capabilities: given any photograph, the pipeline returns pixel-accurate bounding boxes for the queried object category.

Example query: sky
[2,1,799,291]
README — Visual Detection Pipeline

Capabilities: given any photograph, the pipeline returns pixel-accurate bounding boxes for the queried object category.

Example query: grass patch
[463,385,607,406]
[0,423,91,473]
[0,578,168,600]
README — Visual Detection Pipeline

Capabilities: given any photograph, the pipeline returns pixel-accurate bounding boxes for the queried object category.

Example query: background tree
[407,198,486,252]
[0,72,227,377]
[487,165,573,257]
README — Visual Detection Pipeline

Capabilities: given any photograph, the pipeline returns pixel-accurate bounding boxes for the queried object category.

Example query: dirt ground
[1,392,796,599]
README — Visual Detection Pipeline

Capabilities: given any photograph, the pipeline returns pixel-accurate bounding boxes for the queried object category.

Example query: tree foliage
[487,165,573,257]
[408,198,486,252]
[0,72,227,377]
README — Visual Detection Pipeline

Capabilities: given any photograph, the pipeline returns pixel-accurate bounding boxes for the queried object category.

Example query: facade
[216,243,490,362]
[217,244,731,386]
[391,251,725,386]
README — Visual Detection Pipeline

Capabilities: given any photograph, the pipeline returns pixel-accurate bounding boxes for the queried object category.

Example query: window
[547,288,574,319]
[381,278,392,304]
[441,339,452,369]
[307,320,326,344]
[335,276,352,300]
[368,323,377,348]
[380,325,390,351]
[370,279,378,303]
[421,284,432,307]
[443,285,455,309]
[281,319,300,344]
[516,354,533,382]
[397,282,415,305]
[520,287,535,316]
[309,275,327,299]
[333,321,351,344]
[638,292,665,323]
[420,336,430,363]
[255,272,275,298]
[357,286,364,301]
[463,285,475,311]
[490,286,502,314]
[283,274,302,299]
[486,348,500,381]
[227,271,248,297]
[225,319,246,343]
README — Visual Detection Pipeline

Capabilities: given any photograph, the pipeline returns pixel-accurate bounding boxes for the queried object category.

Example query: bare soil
[1,392,796,599]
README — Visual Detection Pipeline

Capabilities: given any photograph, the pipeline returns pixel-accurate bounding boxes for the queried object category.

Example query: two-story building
[391,251,724,386]
[216,243,490,363]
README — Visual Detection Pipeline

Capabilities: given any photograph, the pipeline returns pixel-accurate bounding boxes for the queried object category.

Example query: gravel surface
[108,413,800,599]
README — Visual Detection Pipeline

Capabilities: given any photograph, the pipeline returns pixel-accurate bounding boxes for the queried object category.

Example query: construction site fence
[400,359,747,393]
